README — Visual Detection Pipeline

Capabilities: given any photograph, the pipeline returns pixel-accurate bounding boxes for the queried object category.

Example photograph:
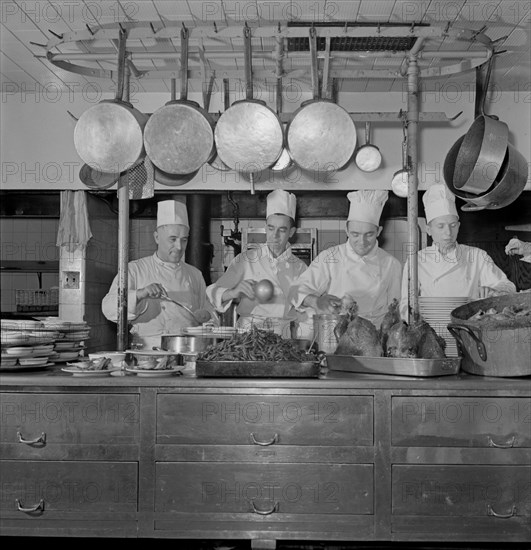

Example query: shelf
[0,260,59,273]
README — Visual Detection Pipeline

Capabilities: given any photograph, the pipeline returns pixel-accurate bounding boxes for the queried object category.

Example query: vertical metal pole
[116,64,131,351]
[406,53,420,324]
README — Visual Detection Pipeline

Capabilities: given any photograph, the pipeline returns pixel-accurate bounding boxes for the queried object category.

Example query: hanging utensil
[451,54,509,194]
[74,28,148,173]
[355,122,382,172]
[209,78,231,172]
[286,29,356,172]
[125,155,155,200]
[214,24,284,173]
[271,58,293,172]
[391,120,410,198]
[444,134,528,211]
[143,25,215,175]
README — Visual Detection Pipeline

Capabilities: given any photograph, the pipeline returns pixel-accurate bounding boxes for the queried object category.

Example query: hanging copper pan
[286,28,356,172]
[451,55,509,194]
[208,78,231,172]
[143,27,215,175]
[154,165,200,187]
[444,135,528,211]
[74,29,148,174]
[214,25,283,173]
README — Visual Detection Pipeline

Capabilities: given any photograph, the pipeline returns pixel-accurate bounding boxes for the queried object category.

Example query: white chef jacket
[207,243,307,337]
[289,242,402,328]
[399,244,516,318]
[102,253,209,348]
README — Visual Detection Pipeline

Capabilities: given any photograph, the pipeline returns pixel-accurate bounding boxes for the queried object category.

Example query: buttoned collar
[153,252,183,270]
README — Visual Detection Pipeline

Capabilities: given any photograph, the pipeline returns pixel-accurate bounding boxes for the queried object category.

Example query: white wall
[1,87,529,192]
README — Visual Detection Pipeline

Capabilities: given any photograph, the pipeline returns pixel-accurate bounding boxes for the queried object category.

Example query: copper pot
[74,29,148,174]
[144,28,215,175]
[213,25,283,173]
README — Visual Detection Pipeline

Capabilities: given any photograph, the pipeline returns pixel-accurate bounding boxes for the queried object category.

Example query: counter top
[1,364,530,392]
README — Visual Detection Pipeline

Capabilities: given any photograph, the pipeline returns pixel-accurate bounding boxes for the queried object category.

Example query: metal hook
[149,22,157,34]
[85,24,94,36]
[278,22,281,33]
[213,21,218,33]
[118,23,126,33]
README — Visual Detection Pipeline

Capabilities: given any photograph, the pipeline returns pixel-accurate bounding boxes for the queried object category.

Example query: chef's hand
[137,283,168,301]
[222,279,256,302]
[303,293,342,314]
[505,237,531,257]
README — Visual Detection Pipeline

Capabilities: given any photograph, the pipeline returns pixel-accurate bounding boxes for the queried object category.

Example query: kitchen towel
[56,190,93,252]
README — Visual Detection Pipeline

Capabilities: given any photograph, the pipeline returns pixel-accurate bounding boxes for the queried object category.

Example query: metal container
[313,314,347,354]
[160,334,221,354]
[448,293,531,377]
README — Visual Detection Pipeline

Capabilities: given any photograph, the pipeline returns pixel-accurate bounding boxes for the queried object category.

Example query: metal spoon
[159,295,200,324]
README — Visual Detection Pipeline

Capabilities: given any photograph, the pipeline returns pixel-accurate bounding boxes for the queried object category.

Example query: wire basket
[16,288,59,312]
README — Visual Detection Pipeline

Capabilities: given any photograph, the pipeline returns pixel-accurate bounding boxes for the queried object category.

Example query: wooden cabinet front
[157,394,373,446]
[0,393,140,460]
[392,397,531,448]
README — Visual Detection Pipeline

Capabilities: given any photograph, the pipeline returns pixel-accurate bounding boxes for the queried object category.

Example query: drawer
[155,462,373,515]
[391,465,531,539]
[0,461,138,516]
[0,393,140,460]
[157,394,373,446]
[392,397,531,447]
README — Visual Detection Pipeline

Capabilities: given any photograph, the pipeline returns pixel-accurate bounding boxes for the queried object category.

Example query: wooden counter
[1,366,530,546]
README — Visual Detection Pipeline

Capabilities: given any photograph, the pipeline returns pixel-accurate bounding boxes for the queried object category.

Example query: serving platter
[1,363,53,372]
[125,366,182,377]
[326,355,461,377]
[195,360,321,378]
[61,366,114,377]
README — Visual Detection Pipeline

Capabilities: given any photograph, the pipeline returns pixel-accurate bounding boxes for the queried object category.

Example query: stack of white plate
[418,297,469,357]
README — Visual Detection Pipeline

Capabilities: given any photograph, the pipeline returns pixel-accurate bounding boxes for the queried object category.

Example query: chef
[289,189,402,328]
[102,200,212,349]
[206,189,307,337]
[399,184,516,318]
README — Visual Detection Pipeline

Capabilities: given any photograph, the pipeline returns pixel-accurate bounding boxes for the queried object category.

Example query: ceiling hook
[118,23,126,33]
[278,21,281,33]
[444,21,451,34]
[344,21,349,33]
[149,22,157,34]
[213,21,217,33]
[48,29,63,40]
[181,22,188,39]
[85,24,95,36]
[410,22,415,34]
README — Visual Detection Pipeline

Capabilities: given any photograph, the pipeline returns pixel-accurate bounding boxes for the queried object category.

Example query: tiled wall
[0,218,59,312]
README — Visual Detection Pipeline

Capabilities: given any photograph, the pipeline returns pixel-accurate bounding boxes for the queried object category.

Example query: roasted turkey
[385,314,446,359]
[334,301,383,357]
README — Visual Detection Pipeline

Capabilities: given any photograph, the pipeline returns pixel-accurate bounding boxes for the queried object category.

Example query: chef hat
[266,189,296,220]
[156,200,189,228]
[347,190,388,226]
[423,184,458,224]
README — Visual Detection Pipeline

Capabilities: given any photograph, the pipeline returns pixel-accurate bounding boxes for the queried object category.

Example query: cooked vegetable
[198,326,316,362]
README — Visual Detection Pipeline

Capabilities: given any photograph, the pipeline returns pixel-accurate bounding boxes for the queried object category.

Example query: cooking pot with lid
[448,292,531,377]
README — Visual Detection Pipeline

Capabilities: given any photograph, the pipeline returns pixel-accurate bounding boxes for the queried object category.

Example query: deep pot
[448,292,531,377]
[160,334,222,354]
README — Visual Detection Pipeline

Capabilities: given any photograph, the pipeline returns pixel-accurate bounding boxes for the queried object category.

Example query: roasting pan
[326,355,461,377]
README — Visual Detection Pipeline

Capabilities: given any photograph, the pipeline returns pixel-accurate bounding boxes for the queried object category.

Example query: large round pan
[74,29,148,174]
[214,27,283,173]
[143,28,215,175]
[452,56,509,194]
[286,28,356,172]
[444,135,528,211]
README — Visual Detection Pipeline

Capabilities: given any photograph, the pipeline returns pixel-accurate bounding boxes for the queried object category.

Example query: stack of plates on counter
[1,342,56,371]
[1,317,91,367]
[418,296,469,357]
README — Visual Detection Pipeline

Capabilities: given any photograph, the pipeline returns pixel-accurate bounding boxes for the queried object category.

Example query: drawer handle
[15,498,44,514]
[17,431,46,445]
[250,500,278,515]
[249,432,278,446]
[488,435,516,448]
[487,504,517,518]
